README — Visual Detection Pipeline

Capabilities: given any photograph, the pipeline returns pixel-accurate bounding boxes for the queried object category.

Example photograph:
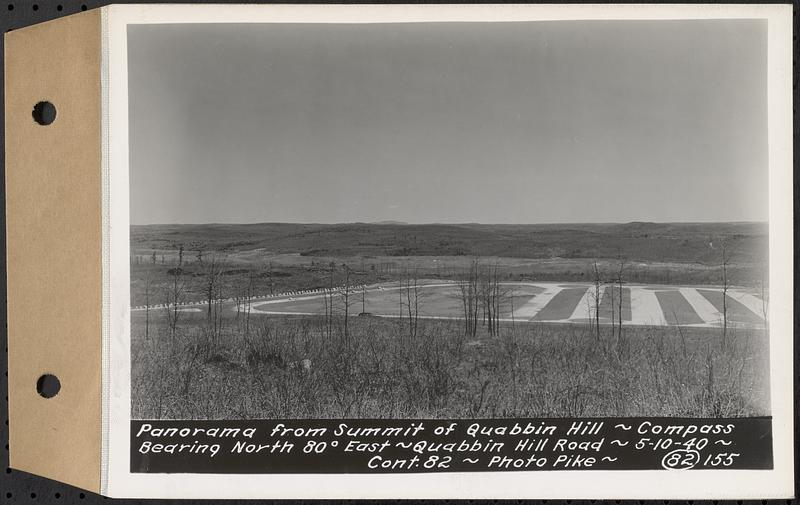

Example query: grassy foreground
[131,311,769,420]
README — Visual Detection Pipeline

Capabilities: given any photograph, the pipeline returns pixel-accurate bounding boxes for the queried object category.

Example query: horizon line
[130,219,768,227]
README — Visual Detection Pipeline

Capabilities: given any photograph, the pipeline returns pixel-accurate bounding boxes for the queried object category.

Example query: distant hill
[130,222,767,266]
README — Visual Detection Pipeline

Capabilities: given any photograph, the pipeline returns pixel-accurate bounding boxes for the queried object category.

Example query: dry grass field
[131,311,769,420]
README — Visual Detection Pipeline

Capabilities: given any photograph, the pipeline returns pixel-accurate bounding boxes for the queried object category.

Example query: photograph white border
[103,3,794,499]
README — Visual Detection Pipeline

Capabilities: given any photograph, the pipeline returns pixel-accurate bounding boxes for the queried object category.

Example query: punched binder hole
[36,374,60,398]
[31,101,56,125]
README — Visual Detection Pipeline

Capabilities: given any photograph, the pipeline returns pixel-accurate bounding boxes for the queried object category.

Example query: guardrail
[131,284,370,311]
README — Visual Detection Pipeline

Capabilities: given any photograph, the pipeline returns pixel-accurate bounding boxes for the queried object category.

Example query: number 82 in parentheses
[661,450,742,470]
[661,449,701,470]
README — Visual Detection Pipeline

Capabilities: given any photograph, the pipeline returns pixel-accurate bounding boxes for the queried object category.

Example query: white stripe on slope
[514,285,564,320]
[629,287,667,326]
[569,286,599,321]
[729,290,767,321]
[679,288,721,326]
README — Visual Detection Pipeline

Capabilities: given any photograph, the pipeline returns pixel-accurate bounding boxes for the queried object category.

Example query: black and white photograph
[91,3,794,498]
[127,17,773,422]
[0,2,790,499]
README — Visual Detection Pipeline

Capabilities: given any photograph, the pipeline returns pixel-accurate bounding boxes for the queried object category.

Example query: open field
[134,280,766,330]
[131,313,770,420]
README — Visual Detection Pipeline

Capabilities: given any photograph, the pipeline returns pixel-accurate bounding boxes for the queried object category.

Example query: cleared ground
[134,280,766,329]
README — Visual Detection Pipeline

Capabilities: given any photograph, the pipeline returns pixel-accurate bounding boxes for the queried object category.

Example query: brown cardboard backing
[5,10,102,492]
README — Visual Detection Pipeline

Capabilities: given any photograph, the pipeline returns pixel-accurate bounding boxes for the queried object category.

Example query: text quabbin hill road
[130,418,772,473]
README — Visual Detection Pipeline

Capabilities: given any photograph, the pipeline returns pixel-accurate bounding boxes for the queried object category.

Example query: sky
[128,20,767,225]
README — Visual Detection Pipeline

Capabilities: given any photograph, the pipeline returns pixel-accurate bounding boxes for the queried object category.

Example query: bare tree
[483,267,492,335]
[212,286,225,339]
[205,254,221,321]
[338,264,357,342]
[143,271,153,339]
[458,259,481,339]
[413,274,420,337]
[509,286,515,328]
[609,280,615,334]
[323,275,331,336]
[585,292,594,332]
[163,265,186,339]
[480,263,505,337]
[398,275,403,321]
[204,253,225,340]
[720,240,730,350]
[616,258,626,350]
[235,290,242,320]
[361,284,367,315]
[494,265,502,335]
[234,276,251,326]
[248,270,257,333]
[402,267,421,339]
[327,261,336,339]
[177,244,184,266]
[592,260,602,340]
